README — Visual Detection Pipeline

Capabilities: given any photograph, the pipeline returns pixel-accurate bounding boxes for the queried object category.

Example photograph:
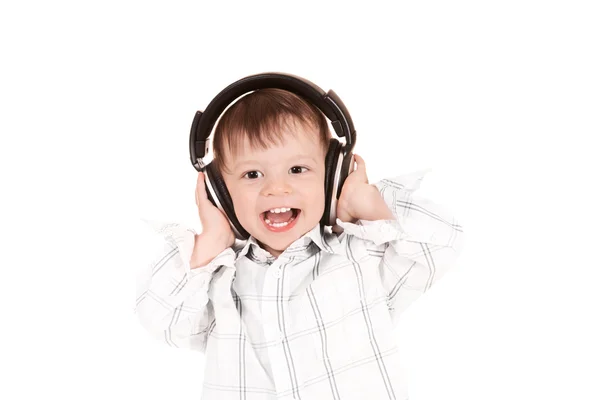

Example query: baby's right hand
[195,171,235,250]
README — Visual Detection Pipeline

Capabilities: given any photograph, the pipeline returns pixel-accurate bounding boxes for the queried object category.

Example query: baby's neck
[258,242,283,259]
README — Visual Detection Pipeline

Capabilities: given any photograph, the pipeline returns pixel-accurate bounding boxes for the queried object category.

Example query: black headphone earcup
[337,151,354,200]
[204,163,249,240]
[321,139,342,227]
[321,139,355,227]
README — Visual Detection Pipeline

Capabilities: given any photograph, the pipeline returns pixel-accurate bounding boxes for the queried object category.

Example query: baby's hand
[195,171,235,249]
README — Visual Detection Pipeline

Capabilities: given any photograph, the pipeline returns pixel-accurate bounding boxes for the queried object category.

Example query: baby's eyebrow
[235,160,261,169]
[235,156,316,169]
[287,155,319,164]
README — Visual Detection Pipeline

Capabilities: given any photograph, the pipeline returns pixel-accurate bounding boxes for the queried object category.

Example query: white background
[1,0,599,399]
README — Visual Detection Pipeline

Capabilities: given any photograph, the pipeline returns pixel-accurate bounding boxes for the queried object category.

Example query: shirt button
[273,266,282,278]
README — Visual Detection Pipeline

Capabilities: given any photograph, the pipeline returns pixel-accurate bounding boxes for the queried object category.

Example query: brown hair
[212,88,331,174]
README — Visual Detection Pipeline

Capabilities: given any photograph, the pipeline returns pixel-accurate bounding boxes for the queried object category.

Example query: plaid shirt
[135,169,464,400]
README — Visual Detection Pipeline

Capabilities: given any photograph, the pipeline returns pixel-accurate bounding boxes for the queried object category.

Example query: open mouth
[261,207,301,230]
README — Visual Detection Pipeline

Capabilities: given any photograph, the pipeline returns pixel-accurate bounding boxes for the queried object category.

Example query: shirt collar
[234,223,341,263]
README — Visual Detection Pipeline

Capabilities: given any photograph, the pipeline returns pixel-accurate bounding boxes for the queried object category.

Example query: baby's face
[222,122,326,257]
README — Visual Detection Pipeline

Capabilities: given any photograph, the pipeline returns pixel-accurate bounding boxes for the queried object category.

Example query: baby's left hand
[334,154,379,232]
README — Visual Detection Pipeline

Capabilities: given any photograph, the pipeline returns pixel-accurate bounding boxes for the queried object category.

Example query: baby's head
[212,88,331,257]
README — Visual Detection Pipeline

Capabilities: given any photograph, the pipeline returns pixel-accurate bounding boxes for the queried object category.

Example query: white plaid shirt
[135,169,464,400]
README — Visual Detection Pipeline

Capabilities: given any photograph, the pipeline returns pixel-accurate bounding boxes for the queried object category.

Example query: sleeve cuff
[140,218,236,278]
[373,167,432,195]
[335,218,405,246]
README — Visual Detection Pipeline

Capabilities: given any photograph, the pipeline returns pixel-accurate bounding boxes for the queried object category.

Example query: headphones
[189,72,356,240]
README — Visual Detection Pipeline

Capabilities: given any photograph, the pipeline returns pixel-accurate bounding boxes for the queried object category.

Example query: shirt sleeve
[335,169,464,326]
[135,219,236,353]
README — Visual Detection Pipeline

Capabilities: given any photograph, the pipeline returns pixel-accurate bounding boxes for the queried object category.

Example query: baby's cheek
[230,190,257,214]
[305,187,325,212]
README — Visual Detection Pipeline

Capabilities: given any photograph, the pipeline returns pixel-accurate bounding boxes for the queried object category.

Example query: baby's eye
[289,166,308,174]
[243,171,264,179]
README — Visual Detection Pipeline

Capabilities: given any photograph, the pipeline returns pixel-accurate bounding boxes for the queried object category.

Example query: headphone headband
[189,72,356,171]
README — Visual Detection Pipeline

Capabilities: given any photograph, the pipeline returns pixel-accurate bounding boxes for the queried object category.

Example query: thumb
[353,154,365,170]
[352,154,368,181]
[195,172,208,207]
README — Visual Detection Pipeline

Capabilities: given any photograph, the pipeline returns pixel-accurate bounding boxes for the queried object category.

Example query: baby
[136,84,464,400]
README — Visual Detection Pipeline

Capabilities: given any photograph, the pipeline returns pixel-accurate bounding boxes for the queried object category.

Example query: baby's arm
[135,171,238,351]
[135,220,236,353]
[335,169,464,326]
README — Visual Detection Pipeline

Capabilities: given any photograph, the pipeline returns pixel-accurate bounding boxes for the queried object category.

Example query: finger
[353,154,365,169]
[351,154,368,182]
[196,172,207,206]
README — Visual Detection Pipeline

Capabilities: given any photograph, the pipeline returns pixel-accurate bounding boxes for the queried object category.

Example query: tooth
[267,207,293,214]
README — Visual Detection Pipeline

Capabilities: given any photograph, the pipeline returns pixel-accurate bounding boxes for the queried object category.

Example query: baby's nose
[262,178,292,196]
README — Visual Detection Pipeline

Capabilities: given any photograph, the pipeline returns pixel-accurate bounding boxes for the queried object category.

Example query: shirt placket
[261,256,294,396]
